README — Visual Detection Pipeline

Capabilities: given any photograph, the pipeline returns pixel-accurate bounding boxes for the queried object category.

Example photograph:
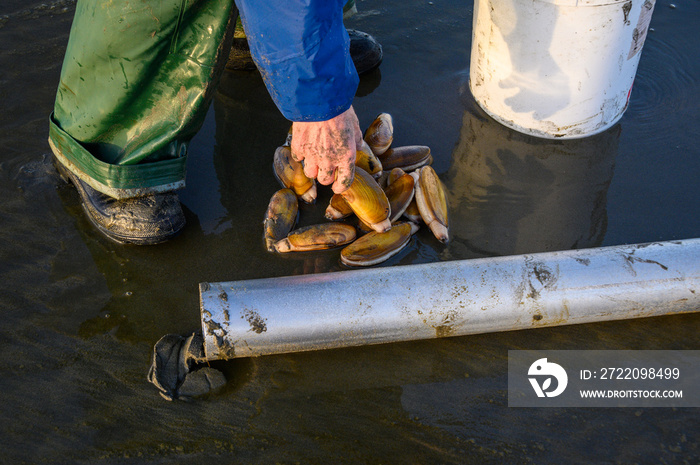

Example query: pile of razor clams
[264,113,449,267]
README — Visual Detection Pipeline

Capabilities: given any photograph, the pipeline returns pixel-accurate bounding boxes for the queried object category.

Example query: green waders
[49,0,238,199]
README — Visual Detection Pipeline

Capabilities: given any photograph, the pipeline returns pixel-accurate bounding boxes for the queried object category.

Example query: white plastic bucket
[469,0,657,139]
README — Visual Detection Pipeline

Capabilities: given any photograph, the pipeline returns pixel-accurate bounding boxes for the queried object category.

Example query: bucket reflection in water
[444,99,619,259]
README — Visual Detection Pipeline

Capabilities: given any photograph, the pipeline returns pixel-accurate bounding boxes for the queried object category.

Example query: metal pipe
[199,239,700,360]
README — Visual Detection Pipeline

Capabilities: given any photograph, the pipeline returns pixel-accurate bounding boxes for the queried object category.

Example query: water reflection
[444,96,620,260]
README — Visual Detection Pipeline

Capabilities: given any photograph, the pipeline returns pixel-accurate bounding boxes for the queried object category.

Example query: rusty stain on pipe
[200,239,700,360]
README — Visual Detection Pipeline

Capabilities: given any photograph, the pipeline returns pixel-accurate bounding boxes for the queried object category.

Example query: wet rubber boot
[54,158,185,245]
[48,1,238,244]
[343,0,383,75]
[346,29,383,75]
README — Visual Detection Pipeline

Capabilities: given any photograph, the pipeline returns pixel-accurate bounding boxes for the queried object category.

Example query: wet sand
[1,0,698,463]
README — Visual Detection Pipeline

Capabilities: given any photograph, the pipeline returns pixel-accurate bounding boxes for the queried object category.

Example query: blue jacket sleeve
[235,0,359,122]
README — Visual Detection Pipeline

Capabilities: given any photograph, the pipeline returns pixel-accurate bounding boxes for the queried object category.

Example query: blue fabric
[236,0,359,122]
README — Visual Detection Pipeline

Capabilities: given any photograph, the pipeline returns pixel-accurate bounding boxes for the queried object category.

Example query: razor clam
[403,198,422,223]
[325,193,353,220]
[263,188,298,252]
[363,113,394,156]
[356,218,374,234]
[275,223,357,253]
[273,145,317,203]
[355,139,383,178]
[374,170,390,189]
[341,167,392,233]
[341,221,419,267]
[386,167,407,186]
[383,171,415,223]
[412,166,449,243]
[380,145,432,171]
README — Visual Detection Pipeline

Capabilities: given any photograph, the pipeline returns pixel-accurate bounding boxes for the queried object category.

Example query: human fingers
[332,160,355,194]
[290,122,307,163]
[300,155,319,180]
[314,157,337,186]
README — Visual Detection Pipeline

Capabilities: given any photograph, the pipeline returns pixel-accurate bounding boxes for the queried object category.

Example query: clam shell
[363,113,394,156]
[341,167,391,233]
[413,166,449,243]
[380,145,431,171]
[263,188,299,252]
[275,223,357,253]
[403,198,422,223]
[325,193,353,220]
[355,139,383,178]
[386,167,407,186]
[357,218,374,234]
[273,145,317,203]
[374,171,390,189]
[341,222,418,267]
[383,172,415,223]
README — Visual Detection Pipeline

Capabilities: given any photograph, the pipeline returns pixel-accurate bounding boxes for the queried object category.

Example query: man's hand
[291,106,362,194]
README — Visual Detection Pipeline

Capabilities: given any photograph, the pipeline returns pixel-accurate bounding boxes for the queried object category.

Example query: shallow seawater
[1,0,698,463]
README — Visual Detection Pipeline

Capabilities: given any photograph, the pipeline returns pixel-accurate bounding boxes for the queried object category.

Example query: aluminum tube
[200,239,700,360]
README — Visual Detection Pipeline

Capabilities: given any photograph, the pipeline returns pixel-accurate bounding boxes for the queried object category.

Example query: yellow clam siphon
[340,167,392,233]
[412,166,449,243]
[263,188,299,252]
[275,223,357,253]
[341,221,419,267]
[273,145,317,203]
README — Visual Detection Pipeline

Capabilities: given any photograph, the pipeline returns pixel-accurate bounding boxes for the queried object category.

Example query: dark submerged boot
[347,29,383,75]
[54,159,186,245]
[226,26,383,75]
[226,37,256,71]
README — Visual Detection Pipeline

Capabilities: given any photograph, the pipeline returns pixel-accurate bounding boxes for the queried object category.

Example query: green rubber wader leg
[49,0,238,198]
